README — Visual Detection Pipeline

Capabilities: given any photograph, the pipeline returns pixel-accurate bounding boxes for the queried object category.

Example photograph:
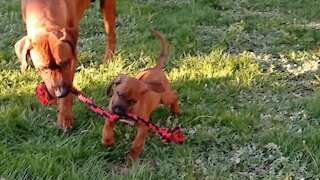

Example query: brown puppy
[14,0,116,130]
[102,30,180,160]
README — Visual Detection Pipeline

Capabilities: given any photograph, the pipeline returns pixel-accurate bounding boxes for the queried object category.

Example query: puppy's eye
[117,91,123,97]
[128,99,137,105]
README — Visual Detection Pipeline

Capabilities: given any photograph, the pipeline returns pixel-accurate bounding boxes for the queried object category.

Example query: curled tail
[150,29,167,69]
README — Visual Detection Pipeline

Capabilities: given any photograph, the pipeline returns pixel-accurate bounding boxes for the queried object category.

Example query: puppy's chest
[135,97,160,115]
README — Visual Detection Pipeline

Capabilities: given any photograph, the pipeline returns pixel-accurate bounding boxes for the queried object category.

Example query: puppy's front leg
[57,94,74,130]
[102,120,116,146]
[128,125,148,160]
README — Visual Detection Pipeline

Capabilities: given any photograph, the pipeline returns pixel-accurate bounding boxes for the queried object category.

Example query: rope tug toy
[35,82,185,144]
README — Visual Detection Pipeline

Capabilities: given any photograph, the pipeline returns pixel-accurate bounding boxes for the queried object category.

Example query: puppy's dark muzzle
[112,105,126,116]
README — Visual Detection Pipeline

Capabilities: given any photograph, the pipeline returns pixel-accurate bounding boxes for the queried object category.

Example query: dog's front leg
[102,120,116,146]
[57,93,74,130]
[128,125,148,160]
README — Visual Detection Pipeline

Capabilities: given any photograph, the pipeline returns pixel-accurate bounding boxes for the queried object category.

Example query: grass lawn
[2,0,320,179]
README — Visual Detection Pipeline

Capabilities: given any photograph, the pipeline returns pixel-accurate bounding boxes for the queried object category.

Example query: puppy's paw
[101,137,115,146]
[57,113,74,131]
[170,104,180,116]
[127,150,140,160]
[102,126,115,146]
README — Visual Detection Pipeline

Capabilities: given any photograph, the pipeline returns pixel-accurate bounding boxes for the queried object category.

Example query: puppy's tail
[150,29,167,69]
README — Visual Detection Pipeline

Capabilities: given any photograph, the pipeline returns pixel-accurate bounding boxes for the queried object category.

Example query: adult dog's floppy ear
[15,36,32,72]
[59,28,78,54]
[106,74,126,96]
[48,28,78,61]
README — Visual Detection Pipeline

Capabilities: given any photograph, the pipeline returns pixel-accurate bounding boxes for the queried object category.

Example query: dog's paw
[57,113,74,130]
[127,150,140,160]
[101,137,115,146]
[170,105,180,116]
[103,50,114,64]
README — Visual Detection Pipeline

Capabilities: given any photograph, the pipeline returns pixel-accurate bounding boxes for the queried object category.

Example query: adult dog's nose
[55,86,70,98]
[112,105,126,115]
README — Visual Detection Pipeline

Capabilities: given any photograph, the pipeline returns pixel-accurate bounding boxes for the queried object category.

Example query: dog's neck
[27,25,65,39]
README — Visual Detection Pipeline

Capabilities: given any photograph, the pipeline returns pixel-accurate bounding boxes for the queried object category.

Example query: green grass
[1,0,320,178]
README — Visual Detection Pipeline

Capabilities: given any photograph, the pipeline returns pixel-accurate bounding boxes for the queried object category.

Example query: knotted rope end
[35,82,55,106]
[170,126,185,144]
[161,126,185,144]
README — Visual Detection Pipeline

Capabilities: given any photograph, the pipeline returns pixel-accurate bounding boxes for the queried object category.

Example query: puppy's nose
[55,86,70,98]
[112,106,126,115]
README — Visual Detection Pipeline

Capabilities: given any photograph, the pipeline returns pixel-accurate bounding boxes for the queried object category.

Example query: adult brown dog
[102,29,180,160]
[14,0,116,130]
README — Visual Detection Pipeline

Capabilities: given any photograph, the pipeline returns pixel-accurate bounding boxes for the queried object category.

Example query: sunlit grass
[1,0,320,179]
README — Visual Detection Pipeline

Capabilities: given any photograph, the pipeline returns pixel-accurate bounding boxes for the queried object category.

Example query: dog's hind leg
[100,0,116,63]
[169,90,180,116]
[161,90,180,116]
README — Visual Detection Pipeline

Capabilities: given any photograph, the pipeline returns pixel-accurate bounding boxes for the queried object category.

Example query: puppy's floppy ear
[106,74,126,96]
[142,80,165,94]
[14,36,32,72]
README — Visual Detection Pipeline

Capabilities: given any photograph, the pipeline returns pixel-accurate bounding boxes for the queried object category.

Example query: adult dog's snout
[54,85,71,98]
